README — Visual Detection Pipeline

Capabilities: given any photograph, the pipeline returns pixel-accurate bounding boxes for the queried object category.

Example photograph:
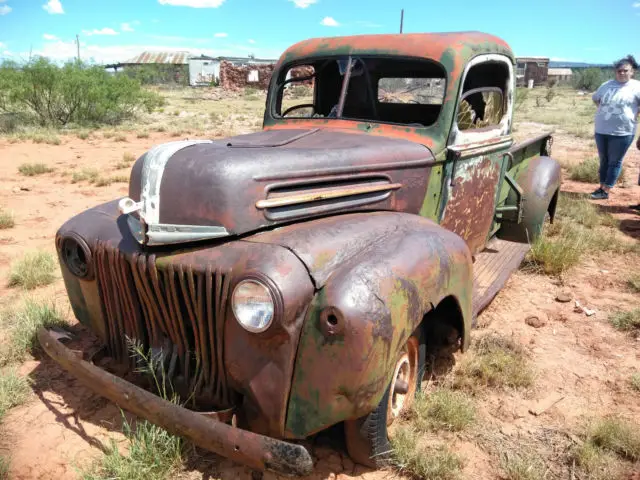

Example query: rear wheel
[344,328,425,467]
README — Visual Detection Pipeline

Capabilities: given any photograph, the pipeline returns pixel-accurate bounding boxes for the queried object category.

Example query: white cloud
[43,33,58,41]
[24,40,281,65]
[320,16,339,27]
[0,42,5,49]
[82,28,119,36]
[248,39,256,44]
[121,23,134,32]
[289,0,318,8]
[158,0,225,7]
[43,0,64,14]
[633,2,640,6]
[214,32,228,38]
[0,4,11,15]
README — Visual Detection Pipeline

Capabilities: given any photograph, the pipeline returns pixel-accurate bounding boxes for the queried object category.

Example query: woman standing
[590,55,640,200]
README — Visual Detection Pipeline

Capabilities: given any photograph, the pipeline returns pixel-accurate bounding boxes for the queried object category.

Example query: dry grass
[114,133,128,142]
[7,251,56,290]
[524,193,636,275]
[18,163,54,176]
[629,373,640,392]
[626,274,640,293]
[76,130,91,140]
[81,418,185,480]
[609,308,640,332]
[0,456,9,480]
[0,299,67,366]
[567,156,627,186]
[0,368,30,421]
[71,168,100,183]
[136,131,150,139]
[591,417,640,460]
[514,87,596,138]
[81,343,186,480]
[499,452,546,480]
[452,333,533,391]
[569,442,626,480]
[0,208,14,229]
[390,426,462,480]
[410,388,475,432]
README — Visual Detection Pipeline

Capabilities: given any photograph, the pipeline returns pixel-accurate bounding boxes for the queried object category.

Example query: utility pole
[76,34,80,62]
[400,9,404,33]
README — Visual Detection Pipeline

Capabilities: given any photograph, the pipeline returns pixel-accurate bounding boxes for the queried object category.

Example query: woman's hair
[614,55,638,70]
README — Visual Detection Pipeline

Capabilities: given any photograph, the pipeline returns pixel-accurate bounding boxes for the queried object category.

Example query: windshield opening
[273,55,447,128]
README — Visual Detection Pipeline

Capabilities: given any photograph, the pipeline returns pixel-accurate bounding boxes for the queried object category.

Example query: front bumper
[37,328,313,477]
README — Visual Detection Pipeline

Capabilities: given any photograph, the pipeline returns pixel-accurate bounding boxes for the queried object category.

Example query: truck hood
[122,128,435,245]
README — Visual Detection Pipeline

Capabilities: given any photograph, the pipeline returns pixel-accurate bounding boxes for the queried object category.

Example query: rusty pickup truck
[40,31,561,476]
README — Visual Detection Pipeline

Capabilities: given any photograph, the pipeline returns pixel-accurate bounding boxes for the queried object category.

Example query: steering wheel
[282,104,316,117]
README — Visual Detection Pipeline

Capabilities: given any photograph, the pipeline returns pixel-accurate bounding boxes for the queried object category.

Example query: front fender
[249,212,473,439]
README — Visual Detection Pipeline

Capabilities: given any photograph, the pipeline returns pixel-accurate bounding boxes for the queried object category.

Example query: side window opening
[457,61,509,131]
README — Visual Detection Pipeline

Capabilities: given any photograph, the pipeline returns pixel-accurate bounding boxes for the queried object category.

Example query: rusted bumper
[37,328,314,477]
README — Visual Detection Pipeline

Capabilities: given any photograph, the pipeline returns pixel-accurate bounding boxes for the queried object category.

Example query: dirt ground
[0,92,639,479]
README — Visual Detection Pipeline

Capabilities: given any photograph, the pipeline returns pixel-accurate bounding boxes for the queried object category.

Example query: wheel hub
[386,336,419,426]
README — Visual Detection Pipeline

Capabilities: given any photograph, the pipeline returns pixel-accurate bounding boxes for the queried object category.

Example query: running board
[472,238,531,319]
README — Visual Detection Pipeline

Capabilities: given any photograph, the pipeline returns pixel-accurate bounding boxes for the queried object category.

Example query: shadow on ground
[25,324,375,479]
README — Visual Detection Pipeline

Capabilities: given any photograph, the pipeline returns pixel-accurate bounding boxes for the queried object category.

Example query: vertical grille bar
[94,243,232,408]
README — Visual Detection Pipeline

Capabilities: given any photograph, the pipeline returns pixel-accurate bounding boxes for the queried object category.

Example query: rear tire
[344,327,425,467]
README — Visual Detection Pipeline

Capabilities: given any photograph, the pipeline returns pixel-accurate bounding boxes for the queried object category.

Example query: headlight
[60,234,93,280]
[231,279,275,333]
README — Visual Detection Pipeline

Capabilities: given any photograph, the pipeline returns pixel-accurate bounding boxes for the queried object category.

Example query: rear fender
[248,212,473,439]
[498,155,561,243]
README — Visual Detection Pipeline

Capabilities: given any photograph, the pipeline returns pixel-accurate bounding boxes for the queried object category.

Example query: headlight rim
[59,232,94,280]
[231,273,283,334]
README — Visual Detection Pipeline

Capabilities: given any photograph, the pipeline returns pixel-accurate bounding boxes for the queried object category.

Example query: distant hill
[549,61,611,69]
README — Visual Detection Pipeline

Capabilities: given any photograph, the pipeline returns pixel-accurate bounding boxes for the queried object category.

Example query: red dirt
[0,129,639,479]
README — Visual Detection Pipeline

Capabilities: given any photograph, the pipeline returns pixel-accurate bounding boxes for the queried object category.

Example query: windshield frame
[268,54,449,129]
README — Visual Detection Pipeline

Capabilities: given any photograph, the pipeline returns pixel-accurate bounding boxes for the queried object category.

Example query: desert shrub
[7,251,56,289]
[121,64,188,86]
[572,68,613,91]
[609,309,640,332]
[0,58,164,127]
[545,87,556,103]
[18,163,53,176]
[0,208,14,229]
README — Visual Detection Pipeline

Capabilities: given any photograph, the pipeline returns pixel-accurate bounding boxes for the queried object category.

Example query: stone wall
[219,61,275,90]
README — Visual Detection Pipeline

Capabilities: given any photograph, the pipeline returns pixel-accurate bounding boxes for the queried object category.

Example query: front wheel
[344,329,425,467]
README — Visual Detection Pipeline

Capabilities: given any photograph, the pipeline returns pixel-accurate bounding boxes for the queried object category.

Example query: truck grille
[94,241,234,408]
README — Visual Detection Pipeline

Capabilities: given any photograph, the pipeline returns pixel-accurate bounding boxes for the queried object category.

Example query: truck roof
[276,31,515,71]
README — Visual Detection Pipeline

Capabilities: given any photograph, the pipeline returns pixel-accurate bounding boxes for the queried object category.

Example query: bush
[0,58,164,127]
[572,68,613,91]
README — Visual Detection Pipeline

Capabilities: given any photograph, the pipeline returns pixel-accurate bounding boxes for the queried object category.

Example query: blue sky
[0,0,639,65]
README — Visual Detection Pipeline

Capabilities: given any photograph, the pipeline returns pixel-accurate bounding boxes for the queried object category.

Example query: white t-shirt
[592,78,640,136]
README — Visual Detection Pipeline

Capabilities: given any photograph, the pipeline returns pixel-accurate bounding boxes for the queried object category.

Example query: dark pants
[594,133,634,188]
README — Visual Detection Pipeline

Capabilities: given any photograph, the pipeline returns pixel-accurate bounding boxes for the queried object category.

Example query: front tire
[344,329,425,467]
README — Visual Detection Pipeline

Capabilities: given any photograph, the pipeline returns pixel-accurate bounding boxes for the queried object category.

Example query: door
[439,56,515,256]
